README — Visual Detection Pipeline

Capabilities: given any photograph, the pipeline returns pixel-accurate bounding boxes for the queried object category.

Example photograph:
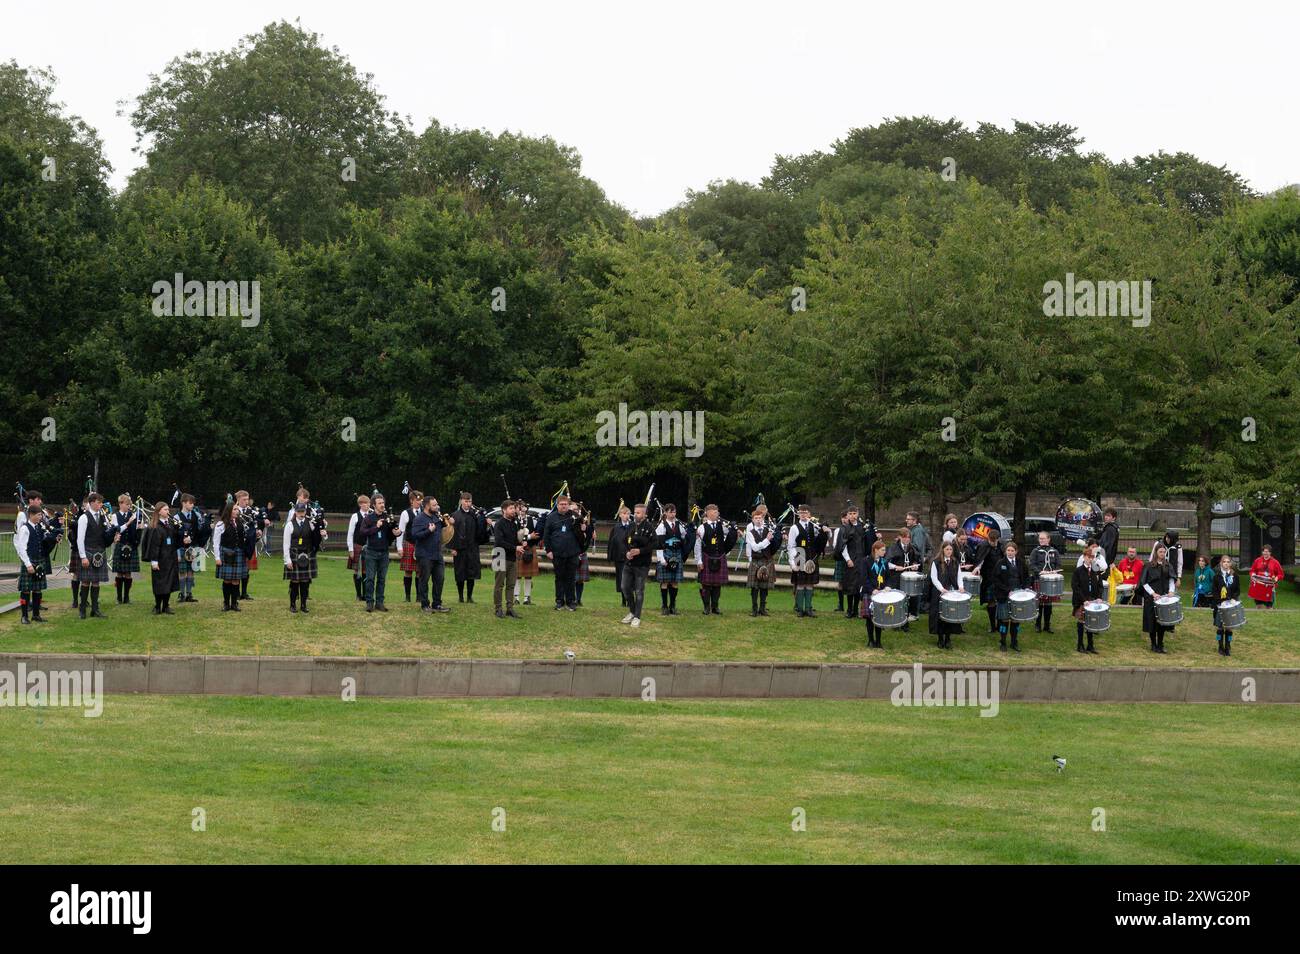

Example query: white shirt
[654,520,687,565]
[745,521,777,560]
[346,509,370,551]
[283,516,312,563]
[1077,552,1108,573]
[787,520,815,564]
[212,521,226,553]
[930,559,966,594]
[77,511,96,558]
[397,508,415,555]
[16,522,33,570]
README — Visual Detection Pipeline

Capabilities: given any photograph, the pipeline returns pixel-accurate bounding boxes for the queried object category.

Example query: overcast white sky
[4,1,1296,215]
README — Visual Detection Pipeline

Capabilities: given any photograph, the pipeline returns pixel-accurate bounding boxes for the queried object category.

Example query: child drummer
[1211,554,1241,656]
[1027,530,1060,633]
[1070,541,1106,654]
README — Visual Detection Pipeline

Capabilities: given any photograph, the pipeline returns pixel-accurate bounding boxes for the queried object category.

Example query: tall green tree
[127,20,411,246]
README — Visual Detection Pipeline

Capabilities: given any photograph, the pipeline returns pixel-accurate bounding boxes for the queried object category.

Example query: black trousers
[552,553,579,607]
[417,558,445,607]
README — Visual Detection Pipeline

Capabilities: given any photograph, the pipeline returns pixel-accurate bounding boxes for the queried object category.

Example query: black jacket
[1097,522,1119,567]
[1071,562,1105,611]
[491,517,519,562]
[357,510,400,552]
[542,508,586,558]
[1210,568,1240,607]
[625,519,657,568]
[606,519,631,562]
[992,556,1030,602]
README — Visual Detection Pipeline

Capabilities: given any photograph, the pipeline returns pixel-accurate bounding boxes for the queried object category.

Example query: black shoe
[795,609,804,618]
[377,605,389,613]
[759,608,770,617]
[1044,627,1053,634]
[466,596,474,604]
[1224,646,1231,656]
[506,609,520,619]
[290,605,298,614]
[496,609,504,618]
[163,607,174,615]
[1076,644,1085,653]
[301,604,309,614]
[20,616,30,625]
[434,606,450,613]
[663,607,672,616]
[32,613,46,623]
[1034,622,1041,632]
[806,609,816,618]
[242,595,254,601]
[91,610,107,618]
[1086,646,1098,654]
[751,609,759,617]
[366,605,374,613]
[459,596,465,603]
[230,603,240,612]
[152,607,161,615]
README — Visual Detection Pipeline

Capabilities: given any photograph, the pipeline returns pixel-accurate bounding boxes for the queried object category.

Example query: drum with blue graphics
[1056,497,1103,543]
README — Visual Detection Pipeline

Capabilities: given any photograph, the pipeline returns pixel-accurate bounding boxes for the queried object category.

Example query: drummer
[1140,544,1178,653]
[927,541,965,649]
[886,528,921,627]
[1071,541,1106,654]
[863,539,892,649]
[992,541,1031,652]
[1211,554,1241,656]
[1028,530,1061,634]
[1247,545,1282,609]
[977,528,1003,634]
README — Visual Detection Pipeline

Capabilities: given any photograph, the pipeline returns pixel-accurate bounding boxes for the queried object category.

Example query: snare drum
[940,590,972,624]
[870,590,909,628]
[1009,589,1038,623]
[1116,583,1136,601]
[1083,600,1110,633]
[961,574,980,597]
[1215,599,1246,629]
[1154,595,1183,626]
[900,571,925,597]
[1037,571,1065,598]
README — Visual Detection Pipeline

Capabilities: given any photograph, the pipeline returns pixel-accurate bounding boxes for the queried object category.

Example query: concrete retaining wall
[0,654,1294,704]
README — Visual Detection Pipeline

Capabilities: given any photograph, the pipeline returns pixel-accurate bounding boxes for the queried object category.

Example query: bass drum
[940,591,972,624]
[870,590,909,629]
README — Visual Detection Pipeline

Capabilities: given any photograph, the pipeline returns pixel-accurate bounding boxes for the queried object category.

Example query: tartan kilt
[576,552,591,583]
[18,564,47,592]
[216,547,248,581]
[698,554,729,586]
[1033,579,1061,605]
[833,559,846,583]
[747,557,775,590]
[81,552,110,584]
[399,541,418,574]
[348,545,363,573]
[283,552,318,582]
[518,546,539,578]
[178,552,198,574]
[112,541,141,574]
[792,560,819,588]
[656,558,685,585]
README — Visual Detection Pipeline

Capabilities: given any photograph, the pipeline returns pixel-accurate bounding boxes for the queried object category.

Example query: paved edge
[0,654,1294,704]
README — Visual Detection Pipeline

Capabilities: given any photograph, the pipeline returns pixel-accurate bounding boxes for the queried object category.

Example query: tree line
[2,20,1299,559]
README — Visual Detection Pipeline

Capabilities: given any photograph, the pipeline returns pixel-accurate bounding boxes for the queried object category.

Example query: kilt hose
[216,547,248,582]
[282,552,319,583]
[518,547,539,578]
[655,559,685,585]
[698,554,729,587]
[80,550,110,584]
[18,564,47,592]
[453,547,481,582]
[576,551,591,584]
[792,560,819,589]
[399,541,418,574]
[112,541,141,575]
[747,557,775,590]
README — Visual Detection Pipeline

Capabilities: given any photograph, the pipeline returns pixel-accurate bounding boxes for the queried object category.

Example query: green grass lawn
[3,557,1297,667]
[1,695,1294,863]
